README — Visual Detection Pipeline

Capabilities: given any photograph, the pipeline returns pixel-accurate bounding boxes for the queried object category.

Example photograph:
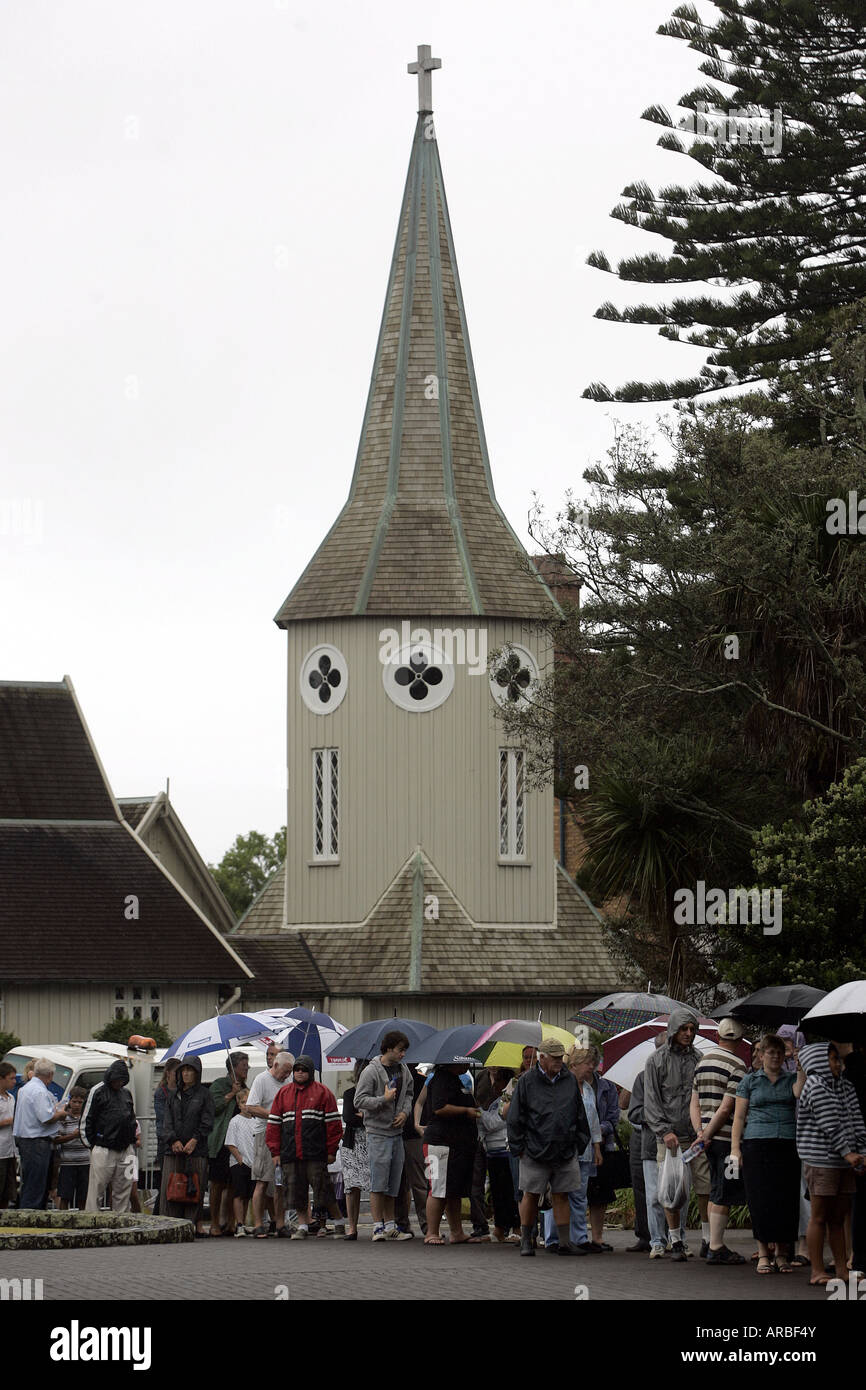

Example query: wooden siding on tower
[285,617,553,927]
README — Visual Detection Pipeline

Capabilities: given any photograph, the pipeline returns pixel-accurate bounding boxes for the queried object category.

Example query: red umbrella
[602,1015,752,1074]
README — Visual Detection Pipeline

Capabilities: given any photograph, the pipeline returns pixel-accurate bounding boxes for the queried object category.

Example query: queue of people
[3,1020,864,1286]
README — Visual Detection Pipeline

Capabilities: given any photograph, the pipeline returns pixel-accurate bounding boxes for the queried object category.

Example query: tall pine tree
[584,0,866,420]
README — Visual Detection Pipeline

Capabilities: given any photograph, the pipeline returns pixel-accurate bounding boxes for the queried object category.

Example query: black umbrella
[715,984,826,1026]
[404,1024,486,1065]
[325,1017,437,1061]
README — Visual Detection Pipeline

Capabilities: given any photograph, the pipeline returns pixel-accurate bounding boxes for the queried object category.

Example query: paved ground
[3,1223,839,1301]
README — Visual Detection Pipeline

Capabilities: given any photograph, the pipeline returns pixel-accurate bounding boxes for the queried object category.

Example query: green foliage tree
[504,326,866,995]
[717,757,866,991]
[584,0,866,414]
[208,827,286,919]
[93,1015,174,1048]
[0,1031,22,1058]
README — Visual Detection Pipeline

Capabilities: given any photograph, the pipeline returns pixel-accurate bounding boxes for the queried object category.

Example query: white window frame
[312,748,340,862]
[113,984,161,1023]
[498,748,526,861]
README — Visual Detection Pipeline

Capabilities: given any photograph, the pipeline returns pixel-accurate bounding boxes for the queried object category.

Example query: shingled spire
[275,46,558,625]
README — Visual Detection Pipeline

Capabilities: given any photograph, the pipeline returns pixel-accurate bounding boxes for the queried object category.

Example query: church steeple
[276,46,558,626]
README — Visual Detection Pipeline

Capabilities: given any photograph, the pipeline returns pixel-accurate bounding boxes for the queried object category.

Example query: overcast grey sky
[1,1,720,864]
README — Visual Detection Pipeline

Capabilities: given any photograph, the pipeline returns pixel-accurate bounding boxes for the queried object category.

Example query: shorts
[707,1141,746,1207]
[517,1154,582,1196]
[425,1144,475,1200]
[366,1132,405,1197]
[655,1139,711,1197]
[251,1131,275,1193]
[209,1147,231,1183]
[229,1163,253,1201]
[281,1160,335,1211]
[57,1164,90,1206]
[804,1163,856,1197]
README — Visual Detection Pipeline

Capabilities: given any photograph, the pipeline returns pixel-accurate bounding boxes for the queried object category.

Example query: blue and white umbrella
[269,1007,349,1072]
[167,1010,299,1060]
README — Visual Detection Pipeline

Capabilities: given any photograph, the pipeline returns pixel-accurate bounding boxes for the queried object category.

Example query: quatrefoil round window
[300,645,348,714]
[489,645,538,709]
[383,642,454,712]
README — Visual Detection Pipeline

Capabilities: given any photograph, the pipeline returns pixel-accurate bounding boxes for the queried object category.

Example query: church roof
[275,54,559,625]
[231,850,620,998]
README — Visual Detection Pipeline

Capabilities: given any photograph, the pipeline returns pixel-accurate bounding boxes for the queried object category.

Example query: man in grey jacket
[354,1031,413,1241]
[643,1007,700,1262]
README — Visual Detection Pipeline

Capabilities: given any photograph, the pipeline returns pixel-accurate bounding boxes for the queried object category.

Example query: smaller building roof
[0,823,251,984]
[117,797,154,829]
[233,935,330,999]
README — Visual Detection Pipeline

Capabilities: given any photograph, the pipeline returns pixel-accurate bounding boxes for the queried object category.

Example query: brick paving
[2,1224,832,1301]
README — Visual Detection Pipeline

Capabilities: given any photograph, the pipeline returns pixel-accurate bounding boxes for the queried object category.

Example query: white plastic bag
[658,1147,691,1209]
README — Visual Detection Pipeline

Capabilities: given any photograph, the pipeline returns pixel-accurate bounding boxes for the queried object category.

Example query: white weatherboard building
[233,47,620,1030]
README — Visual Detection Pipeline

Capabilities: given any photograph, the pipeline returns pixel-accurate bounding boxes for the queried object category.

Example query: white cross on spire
[407,43,441,113]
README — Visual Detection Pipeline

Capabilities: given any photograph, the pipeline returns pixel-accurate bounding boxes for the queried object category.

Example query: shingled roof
[233,935,330,999]
[275,108,559,624]
[232,851,620,997]
[0,678,251,985]
[0,680,117,820]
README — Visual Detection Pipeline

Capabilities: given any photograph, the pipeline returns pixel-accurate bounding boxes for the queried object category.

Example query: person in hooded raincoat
[160,1055,214,1234]
[81,1059,137,1212]
[797,1041,866,1287]
[642,1007,703,1261]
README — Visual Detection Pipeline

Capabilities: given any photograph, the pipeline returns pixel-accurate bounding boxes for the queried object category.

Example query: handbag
[165,1156,201,1205]
[602,1134,632,1190]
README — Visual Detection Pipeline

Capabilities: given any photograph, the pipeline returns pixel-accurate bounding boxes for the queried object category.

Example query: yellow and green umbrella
[466,1018,578,1069]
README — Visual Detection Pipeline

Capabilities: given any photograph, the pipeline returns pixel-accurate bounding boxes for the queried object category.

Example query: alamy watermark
[673,880,782,936]
[378,621,488,675]
[826,491,866,536]
[678,101,783,154]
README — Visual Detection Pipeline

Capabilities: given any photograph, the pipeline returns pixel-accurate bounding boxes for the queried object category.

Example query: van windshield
[3,1054,73,1093]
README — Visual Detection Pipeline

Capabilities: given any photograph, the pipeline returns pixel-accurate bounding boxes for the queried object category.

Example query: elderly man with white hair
[12,1058,68,1209]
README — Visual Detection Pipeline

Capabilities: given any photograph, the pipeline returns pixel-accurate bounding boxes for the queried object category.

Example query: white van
[2,1042,268,1189]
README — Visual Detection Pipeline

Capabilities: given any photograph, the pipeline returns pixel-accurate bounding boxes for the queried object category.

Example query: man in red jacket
[266,1054,346,1239]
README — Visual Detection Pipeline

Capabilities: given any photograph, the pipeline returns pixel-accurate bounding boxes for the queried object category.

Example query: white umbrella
[801,980,866,1041]
[603,1032,718,1091]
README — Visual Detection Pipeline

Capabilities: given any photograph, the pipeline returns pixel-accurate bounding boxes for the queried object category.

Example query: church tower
[235,48,620,1027]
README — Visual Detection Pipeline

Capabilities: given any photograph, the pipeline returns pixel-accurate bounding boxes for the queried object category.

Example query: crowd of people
[2,1014,864,1284]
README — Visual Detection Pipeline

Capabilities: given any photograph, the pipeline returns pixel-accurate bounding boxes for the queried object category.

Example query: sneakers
[555,1244,584,1256]
[649,1245,666,1259]
[699,1239,710,1259]
[372,1226,387,1242]
[706,1245,746,1265]
[233,1225,249,1238]
[670,1240,688,1262]
[387,1228,413,1241]
[290,1226,309,1240]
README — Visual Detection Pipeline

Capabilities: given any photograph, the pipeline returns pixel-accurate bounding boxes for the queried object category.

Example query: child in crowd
[225,1090,256,1236]
[53,1086,91,1210]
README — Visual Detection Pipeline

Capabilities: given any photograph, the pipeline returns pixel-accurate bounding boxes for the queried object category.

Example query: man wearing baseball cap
[506,1038,590,1257]
[690,1018,748,1265]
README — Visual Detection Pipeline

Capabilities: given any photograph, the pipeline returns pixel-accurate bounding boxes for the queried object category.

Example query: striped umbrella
[270,1007,348,1072]
[602,1016,752,1080]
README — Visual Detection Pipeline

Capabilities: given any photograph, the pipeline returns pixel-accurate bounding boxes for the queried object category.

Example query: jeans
[16,1136,52,1210]
[643,1156,684,1248]
[542,1160,590,1246]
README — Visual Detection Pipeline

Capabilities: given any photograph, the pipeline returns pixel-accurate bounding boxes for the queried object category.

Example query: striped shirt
[692,1047,745,1142]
